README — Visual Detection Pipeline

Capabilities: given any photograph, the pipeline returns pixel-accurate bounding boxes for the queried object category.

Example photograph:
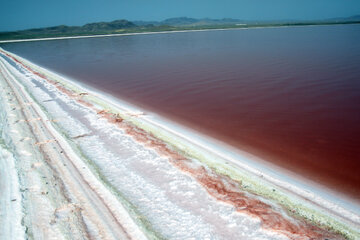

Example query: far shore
[1,21,360,44]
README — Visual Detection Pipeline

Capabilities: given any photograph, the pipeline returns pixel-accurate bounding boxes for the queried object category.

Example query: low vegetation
[1,16,360,41]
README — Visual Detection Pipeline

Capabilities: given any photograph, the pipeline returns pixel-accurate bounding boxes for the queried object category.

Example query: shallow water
[2,24,360,199]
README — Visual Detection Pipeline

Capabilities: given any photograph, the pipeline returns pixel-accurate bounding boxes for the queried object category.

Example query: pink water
[2,25,360,200]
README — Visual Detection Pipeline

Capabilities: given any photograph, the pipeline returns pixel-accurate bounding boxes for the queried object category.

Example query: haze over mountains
[2,15,360,33]
[134,15,360,26]
[133,17,248,26]
[0,15,359,41]
[4,17,249,34]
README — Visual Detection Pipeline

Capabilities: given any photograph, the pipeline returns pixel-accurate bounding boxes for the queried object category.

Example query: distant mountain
[132,20,160,27]
[134,17,247,27]
[1,16,360,41]
[349,15,360,21]
[82,20,136,31]
[5,15,360,34]
[324,15,360,22]
[23,19,135,35]
[161,17,199,26]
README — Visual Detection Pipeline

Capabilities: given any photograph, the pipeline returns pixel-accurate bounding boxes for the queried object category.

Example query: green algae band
[1,46,359,239]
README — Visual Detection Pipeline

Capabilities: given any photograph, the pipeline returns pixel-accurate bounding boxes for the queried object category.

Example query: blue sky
[1,0,360,31]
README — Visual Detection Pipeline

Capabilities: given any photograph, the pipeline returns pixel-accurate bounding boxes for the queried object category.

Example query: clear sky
[1,0,360,31]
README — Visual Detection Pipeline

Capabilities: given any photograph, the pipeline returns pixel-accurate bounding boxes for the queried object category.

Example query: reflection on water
[2,25,360,199]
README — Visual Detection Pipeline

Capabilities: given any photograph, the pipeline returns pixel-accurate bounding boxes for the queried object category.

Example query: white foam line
[33,51,360,224]
[119,103,360,224]
[1,47,360,230]
[2,23,359,44]
[0,24,336,44]
[0,27,264,43]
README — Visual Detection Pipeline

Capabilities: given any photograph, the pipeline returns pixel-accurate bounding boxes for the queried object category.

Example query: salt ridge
[1,47,359,239]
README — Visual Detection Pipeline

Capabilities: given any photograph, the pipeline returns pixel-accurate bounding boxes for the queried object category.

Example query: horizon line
[1,14,359,33]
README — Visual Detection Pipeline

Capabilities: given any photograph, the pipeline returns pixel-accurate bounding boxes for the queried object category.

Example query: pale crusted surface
[0,56,144,240]
[0,48,358,239]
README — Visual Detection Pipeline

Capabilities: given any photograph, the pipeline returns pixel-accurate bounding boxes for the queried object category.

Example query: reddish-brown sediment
[171,160,341,239]
[0,50,94,109]
[3,30,360,201]
[1,50,343,239]
[97,109,341,239]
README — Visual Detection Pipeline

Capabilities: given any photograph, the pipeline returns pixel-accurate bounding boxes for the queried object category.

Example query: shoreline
[1,22,360,44]
[1,47,360,239]
[2,46,360,214]
[0,53,147,239]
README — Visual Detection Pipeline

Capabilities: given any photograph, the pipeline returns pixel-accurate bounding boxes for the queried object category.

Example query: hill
[134,17,247,26]
[1,16,360,41]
